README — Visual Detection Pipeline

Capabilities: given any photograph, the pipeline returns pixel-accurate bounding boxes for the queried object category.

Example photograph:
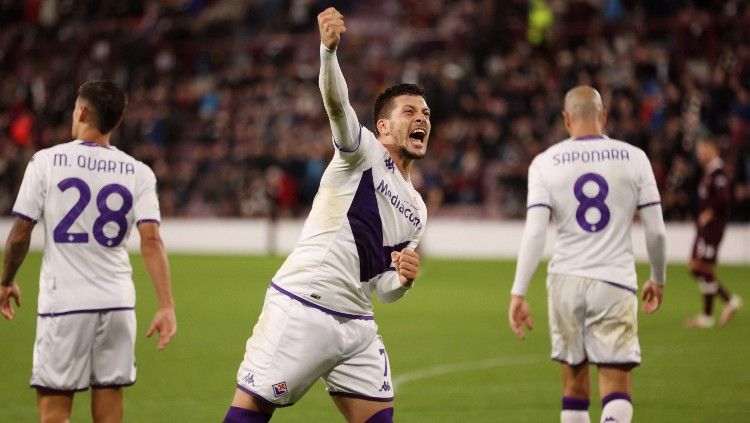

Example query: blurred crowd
[2,0,750,221]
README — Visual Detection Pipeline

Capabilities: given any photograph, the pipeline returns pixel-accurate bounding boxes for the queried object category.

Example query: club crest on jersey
[384,157,395,172]
[272,381,288,398]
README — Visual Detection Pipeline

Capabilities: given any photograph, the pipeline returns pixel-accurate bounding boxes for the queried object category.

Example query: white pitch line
[393,355,545,391]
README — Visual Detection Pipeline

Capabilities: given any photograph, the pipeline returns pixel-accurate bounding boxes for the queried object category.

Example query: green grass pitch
[1,253,748,422]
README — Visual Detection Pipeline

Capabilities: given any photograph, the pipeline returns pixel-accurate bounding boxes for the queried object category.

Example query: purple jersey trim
[552,357,588,367]
[136,219,161,226]
[78,141,112,149]
[11,211,38,224]
[328,391,394,402]
[637,201,661,210]
[236,384,294,408]
[31,384,89,393]
[527,203,552,210]
[592,361,640,369]
[572,135,606,141]
[37,306,134,318]
[270,282,374,321]
[333,125,363,153]
[553,358,640,369]
[601,280,637,294]
[91,381,136,389]
[562,396,590,411]
[602,392,632,406]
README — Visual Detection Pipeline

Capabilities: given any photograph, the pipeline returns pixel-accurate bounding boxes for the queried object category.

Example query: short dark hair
[373,83,425,136]
[77,80,128,134]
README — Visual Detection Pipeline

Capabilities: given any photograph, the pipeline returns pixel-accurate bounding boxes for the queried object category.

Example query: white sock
[562,410,591,423]
[600,398,633,423]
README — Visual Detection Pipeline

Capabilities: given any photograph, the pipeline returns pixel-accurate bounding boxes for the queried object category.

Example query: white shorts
[235,288,393,407]
[31,310,137,392]
[546,274,641,367]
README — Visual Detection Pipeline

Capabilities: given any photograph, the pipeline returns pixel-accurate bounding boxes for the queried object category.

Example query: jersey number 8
[53,177,133,247]
[573,173,610,233]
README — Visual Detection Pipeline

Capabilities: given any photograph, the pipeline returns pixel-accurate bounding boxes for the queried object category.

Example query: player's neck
[569,129,603,139]
[76,127,111,147]
[384,146,413,180]
[568,122,603,139]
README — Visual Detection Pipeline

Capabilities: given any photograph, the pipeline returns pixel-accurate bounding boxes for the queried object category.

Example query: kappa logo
[272,381,288,398]
[384,157,395,172]
[379,381,391,392]
[242,373,255,386]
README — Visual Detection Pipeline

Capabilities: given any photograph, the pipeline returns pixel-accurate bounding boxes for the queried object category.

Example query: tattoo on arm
[1,219,34,287]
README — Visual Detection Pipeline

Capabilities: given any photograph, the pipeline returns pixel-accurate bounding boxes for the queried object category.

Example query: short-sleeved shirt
[12,140,160,314]
[526,135,661,292]
[272,126,427,318]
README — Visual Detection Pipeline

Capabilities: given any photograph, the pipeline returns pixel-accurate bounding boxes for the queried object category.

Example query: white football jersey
[527,135,660,291]
[272,127,427,318]
[12,140,161,314]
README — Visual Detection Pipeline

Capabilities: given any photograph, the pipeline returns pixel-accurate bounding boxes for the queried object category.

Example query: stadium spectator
[1,0,749,222]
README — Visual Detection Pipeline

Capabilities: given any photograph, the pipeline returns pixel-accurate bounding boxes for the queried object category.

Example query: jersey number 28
[53,177,133,247]
[574,173,610,233]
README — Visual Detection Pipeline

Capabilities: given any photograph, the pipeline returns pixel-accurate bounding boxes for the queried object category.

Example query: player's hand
[392,249,419,287]
[0,283,22,320]
[146,306,176,350]
[641,281,663,314]
[509,295,533,339]
[318,7,346,50]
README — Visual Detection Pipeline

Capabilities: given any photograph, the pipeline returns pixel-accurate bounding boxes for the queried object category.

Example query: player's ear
[598,109,607,127]
[562,110,572,132]
[79,104,89,123]
[377,118,390,137]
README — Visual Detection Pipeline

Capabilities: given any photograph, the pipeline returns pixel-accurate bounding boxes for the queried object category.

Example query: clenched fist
[318,7,346,51]
[391,249,420,287]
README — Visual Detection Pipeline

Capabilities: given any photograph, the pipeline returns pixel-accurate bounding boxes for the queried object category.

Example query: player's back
[527,135,660,290]
[12,140,160,313]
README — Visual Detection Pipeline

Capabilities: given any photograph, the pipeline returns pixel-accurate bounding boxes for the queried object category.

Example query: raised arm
[318,7,361,152]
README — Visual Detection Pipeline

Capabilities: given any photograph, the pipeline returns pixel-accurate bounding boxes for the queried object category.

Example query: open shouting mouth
[409,128,426,145]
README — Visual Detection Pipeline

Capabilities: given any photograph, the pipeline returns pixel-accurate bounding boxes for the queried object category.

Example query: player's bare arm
[391,249,419,287]
[0,217,34,320]
[138,222,176,350]
[318,7,346,51]
[508,295,533,340]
